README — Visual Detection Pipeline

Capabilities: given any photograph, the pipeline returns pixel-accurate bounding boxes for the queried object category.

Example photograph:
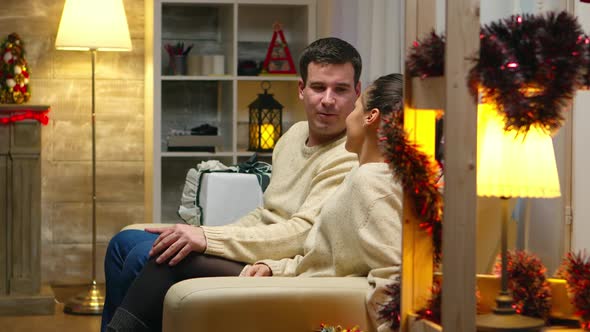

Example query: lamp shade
[55,0,132,51]
[477,103,561,198]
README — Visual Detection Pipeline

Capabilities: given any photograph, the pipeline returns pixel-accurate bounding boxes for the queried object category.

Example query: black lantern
[248,81,283,151]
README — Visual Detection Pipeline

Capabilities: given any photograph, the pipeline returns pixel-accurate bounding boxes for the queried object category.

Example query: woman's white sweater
[258,162,403,331]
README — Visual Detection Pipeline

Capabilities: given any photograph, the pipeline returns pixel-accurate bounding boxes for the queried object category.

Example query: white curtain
[317,0,404,89]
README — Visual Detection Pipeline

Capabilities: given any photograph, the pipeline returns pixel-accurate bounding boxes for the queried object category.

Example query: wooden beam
[400,195,433,332]
[417,0,437,36]
[401,1,437,331]
[442,1,479,331]
[410,77,445,110]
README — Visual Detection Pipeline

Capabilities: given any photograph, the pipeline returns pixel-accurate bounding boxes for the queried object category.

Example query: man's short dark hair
[299,37,362,85]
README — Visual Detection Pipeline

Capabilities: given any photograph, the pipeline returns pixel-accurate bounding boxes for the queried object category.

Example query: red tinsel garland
[376,106,442,328]
[557,251,590,329]
[0,110,49,125]
[493,250,552,320]
[416,278,443,324]
[406,11,588,134]
[378,109,444,259]
[415,278,484,325]
[378,276,401,331]
[468,11,588,134]
[406,30,445,78]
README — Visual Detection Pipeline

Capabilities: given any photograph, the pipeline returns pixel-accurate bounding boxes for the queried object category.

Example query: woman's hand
[240,264,272,277]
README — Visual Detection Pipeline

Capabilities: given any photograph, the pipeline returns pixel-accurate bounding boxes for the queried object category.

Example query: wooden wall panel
[9,155,41,295]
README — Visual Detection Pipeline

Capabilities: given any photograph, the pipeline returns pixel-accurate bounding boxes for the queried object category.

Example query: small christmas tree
[262,22,296,75]
[1,33,31,104]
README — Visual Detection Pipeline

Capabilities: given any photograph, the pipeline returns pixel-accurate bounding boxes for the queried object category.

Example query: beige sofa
[122,223,372,332]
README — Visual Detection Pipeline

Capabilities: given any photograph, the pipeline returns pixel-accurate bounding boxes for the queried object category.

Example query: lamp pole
[91,48,97,286]
[63,49,105,315]
[55,0,131,316]
[494,197,517,315]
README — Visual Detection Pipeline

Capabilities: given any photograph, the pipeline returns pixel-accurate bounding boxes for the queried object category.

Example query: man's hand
[145,224,207,266]
[240,264,272,277]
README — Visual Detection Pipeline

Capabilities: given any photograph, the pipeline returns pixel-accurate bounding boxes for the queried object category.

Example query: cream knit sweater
[258,162,403,331]
[201,121,358,264]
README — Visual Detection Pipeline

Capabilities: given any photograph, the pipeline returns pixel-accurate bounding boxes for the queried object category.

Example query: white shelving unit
[145,0,317,223]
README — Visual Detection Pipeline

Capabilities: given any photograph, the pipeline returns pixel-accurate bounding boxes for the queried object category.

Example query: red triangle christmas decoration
[262,23,297,74]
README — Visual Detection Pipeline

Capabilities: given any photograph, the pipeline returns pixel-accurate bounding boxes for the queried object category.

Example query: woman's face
[345,93,366,154]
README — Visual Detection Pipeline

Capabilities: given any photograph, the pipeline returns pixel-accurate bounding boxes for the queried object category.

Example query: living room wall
[0,0,145,285]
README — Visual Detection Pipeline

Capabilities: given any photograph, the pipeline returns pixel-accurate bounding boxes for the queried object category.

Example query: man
[102,37,362,331]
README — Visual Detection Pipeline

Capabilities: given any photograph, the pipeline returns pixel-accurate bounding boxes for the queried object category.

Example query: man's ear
[298,78,305,100]
[355,81,361,97]
[365,108,380,126]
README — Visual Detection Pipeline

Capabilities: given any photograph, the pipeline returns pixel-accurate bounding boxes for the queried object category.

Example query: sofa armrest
[163,277,371,332]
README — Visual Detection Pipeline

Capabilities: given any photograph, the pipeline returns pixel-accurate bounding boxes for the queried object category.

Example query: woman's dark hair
[299,37,362,85]
[364,73,403,116]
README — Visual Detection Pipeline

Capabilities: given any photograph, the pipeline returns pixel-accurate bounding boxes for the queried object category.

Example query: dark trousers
[117,252,246,331]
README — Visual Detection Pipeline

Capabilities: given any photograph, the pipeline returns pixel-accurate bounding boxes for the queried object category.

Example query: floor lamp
[55,0,132,315]
[475,103,561,331]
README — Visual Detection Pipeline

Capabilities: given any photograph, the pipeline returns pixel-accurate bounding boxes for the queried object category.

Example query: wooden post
[401,1,437,331]
[144,0,154,224]
[401,195,433,332]
[442,1,479,331]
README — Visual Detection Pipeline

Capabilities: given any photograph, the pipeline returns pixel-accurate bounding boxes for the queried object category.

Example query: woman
[107,73,404,332]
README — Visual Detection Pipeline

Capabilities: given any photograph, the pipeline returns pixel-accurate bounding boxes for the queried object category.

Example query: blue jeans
[101,230,159,332]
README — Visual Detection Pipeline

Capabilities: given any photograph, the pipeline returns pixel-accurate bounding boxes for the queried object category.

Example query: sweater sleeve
[257,255,304,277]
[228,207,264,228]
[359,191,403,332]
[201,153,357,264]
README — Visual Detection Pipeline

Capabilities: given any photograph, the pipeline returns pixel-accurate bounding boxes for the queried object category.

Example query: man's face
[298,62,360,145]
